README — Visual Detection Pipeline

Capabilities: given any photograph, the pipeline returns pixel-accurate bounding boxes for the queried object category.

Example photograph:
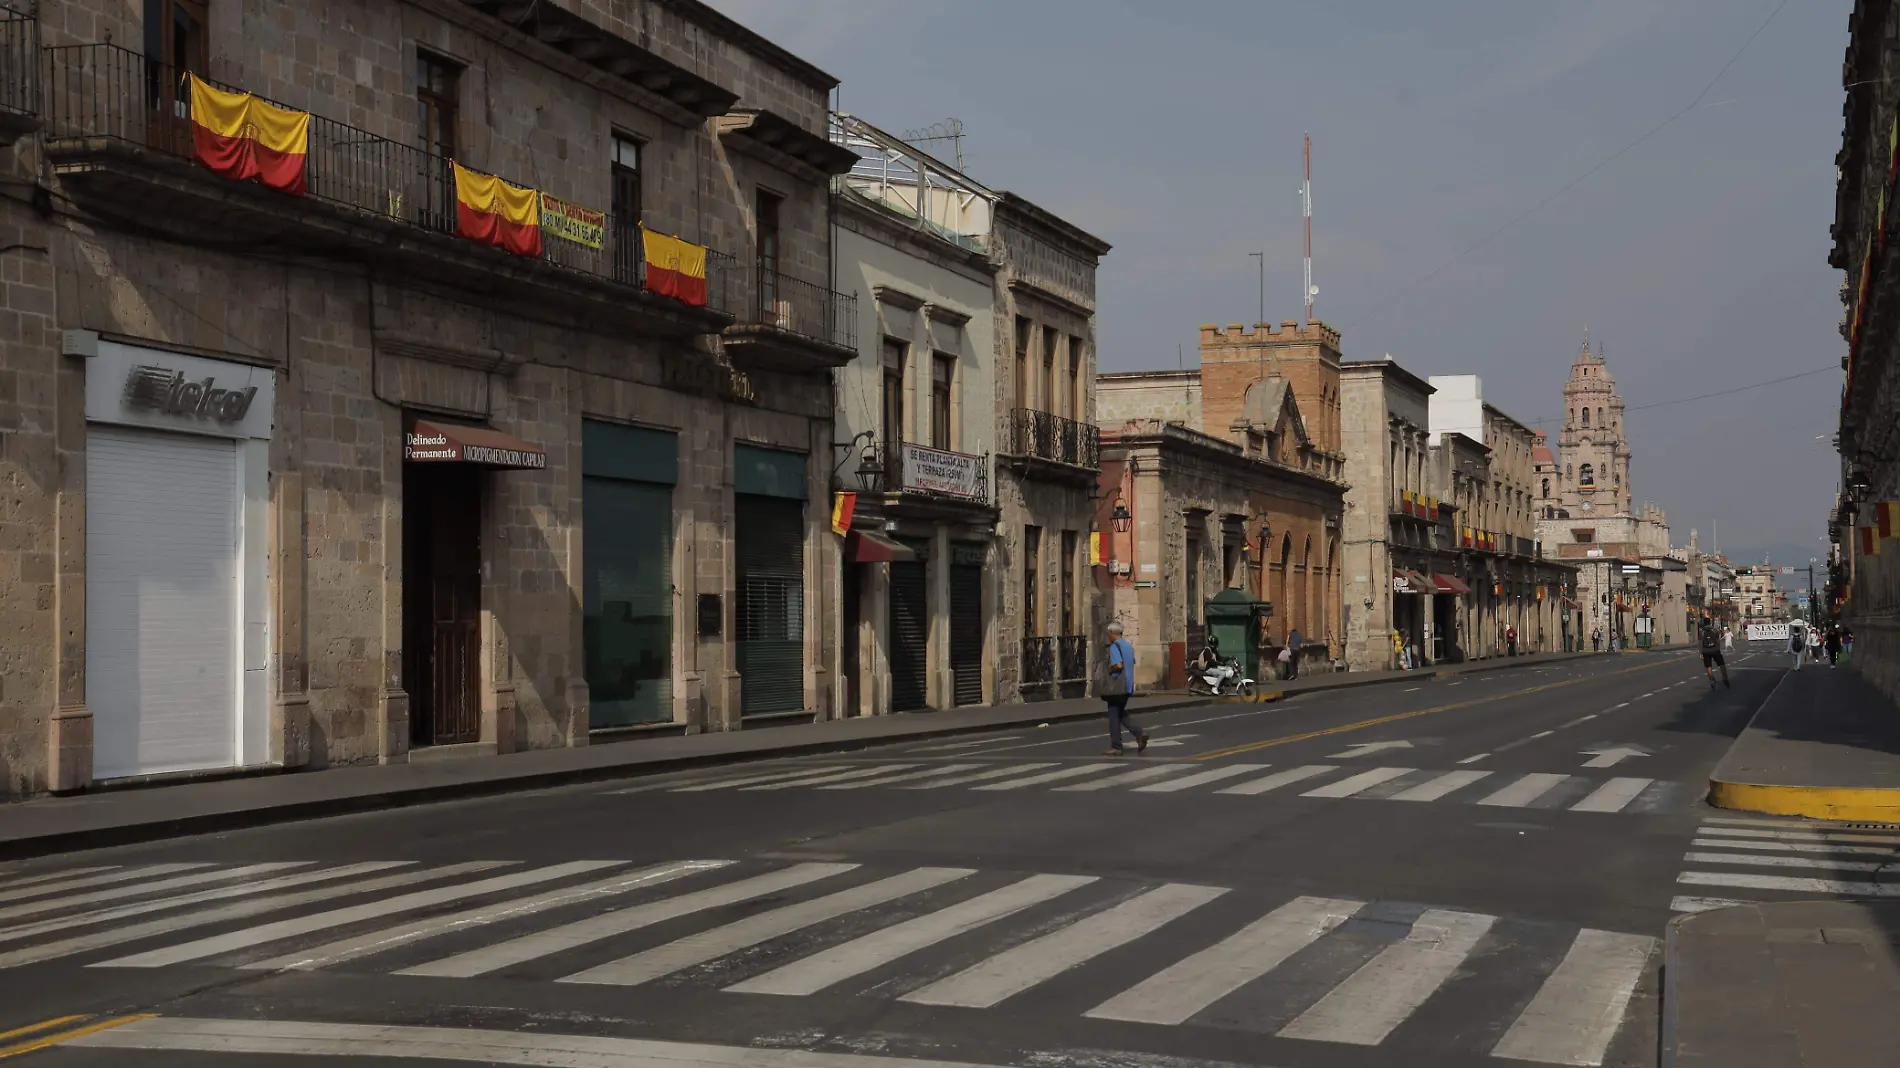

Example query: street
[0,650,1846,1068]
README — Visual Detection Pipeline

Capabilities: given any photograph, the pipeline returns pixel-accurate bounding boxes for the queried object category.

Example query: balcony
[1057,635,1089,683]
[1021,635,1087,696]
[0,5,39,146]
[1005,408,1100,483]
[42,43,734,339]
[1021,636,1054,691]
[855,441,994,517]
[722,265,858,374]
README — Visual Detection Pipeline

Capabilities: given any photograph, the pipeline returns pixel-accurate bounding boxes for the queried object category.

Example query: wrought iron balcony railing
[0,4,38,120]
[1056,635,1088,683]
[43,43,733,314]
[1020,636,1055,689]
[735,264,856,350]
[1008,408,1100,469]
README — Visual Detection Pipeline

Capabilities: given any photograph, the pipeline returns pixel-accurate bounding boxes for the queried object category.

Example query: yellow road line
[1192,657,1686,761]
[0,1018,87,1045]
[0,1015,153,1059]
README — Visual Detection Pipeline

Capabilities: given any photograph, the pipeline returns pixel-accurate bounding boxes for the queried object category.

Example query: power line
[1521,363,1837,428]
[1361,0,1791,326]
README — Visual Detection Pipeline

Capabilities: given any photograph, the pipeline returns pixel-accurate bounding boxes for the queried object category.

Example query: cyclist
[1700,617,1730,689]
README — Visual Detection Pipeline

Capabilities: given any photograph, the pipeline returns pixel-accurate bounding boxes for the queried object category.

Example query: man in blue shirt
[1102,621,1149,755]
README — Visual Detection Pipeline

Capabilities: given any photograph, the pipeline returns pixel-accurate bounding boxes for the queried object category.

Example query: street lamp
[854,445,884,493]
[1111,502,1133,533]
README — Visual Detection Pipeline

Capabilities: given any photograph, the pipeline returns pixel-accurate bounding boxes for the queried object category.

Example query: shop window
[931,354,954,450]
[1024,525,1042,636]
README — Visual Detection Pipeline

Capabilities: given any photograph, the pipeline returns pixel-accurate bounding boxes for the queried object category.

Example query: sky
[708,0,1850,571]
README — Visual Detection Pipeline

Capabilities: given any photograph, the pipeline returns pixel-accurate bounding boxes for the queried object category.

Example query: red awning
[1431,573,1470,596]
[404,419,547,469]
[848,529,917,563]
[1393,569,1431,594]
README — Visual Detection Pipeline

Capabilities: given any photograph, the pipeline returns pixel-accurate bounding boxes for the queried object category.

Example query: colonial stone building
[827,114,1000,715]
[1,0,870,797]
[1095,321,1348,685]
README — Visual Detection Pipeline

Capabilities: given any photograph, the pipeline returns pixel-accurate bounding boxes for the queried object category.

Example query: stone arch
[1275,533,1293,642]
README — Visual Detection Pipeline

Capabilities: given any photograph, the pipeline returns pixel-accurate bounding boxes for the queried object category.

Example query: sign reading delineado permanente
[404,422,548,469]
[901,443,983,499]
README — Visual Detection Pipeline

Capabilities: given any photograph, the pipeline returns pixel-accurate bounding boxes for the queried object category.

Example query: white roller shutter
[86,425,239,778]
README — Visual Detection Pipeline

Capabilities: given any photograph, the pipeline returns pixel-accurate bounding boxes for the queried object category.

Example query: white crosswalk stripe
[0,863,309,924]
[1278,908,1495,1045]
[1673,815,1900,913]
[98,861,627,968]
[1085,895,1363,1025]
[0,866,126,901]
[726,873,1097,996]
[402,862,850,979]
[0,858,1660,1060]
[650,760,1682,813]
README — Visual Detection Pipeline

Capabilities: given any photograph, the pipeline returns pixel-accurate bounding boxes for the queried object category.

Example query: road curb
[0,651,1604,861]
[1705,778,1900,821]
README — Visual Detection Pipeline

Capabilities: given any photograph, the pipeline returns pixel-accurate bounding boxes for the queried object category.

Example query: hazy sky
[710,0,1849,569]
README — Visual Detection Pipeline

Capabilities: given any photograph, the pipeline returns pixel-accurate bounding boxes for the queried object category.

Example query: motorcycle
[1187,654,1256,698]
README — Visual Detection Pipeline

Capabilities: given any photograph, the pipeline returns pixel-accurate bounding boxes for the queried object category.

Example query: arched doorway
[1276,533,1293,642]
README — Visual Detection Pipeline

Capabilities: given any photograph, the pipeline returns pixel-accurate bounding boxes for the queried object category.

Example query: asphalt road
[0,646,1827,1068]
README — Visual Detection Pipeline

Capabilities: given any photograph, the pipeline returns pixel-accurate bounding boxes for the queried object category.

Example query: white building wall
[1427,374,1485,445]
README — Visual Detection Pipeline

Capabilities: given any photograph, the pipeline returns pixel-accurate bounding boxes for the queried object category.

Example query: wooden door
[403,465,481,747]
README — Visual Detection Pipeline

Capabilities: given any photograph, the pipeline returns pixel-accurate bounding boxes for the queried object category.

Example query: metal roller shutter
[889,561,929,712]
[736,494,806,715]
[86,425,239,778]
[950,562,984,706]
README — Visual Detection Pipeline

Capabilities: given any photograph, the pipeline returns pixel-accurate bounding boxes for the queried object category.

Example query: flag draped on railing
[452,161,542,257]
[187,74,309,194]
[640,227,708,306]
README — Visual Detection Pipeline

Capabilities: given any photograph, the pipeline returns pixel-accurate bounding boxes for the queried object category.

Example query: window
[1024,526,1042,637]
[611,136,642,279]
[1041,329,1058,414]
[1581,407,1589,426]
[1067,336,1084,421]
[882,338,907,447]
[1580,463,1595,487]
[1566,463,1573,479]
[1541,477,1550,498]
[1597,407,1604,426]
[1014,317,1031,409]
[931,354,954,450]
[151,0,209,75]
[1185,534,1202,625]
[756,190,782,316]
[416,51,462,224]
[1060,531,1077,635]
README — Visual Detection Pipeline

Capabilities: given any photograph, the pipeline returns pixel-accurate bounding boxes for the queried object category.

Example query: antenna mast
[1302,133,1315,325]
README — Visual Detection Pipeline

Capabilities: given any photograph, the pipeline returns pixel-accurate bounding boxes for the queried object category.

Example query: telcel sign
[122,365,259,423]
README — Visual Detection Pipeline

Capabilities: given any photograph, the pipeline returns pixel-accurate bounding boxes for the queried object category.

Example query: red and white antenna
[1302,132,1316,325]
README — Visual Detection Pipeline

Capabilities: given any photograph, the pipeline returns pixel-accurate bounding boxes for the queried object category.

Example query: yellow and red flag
[187,74,308,194]
[830,491,856,536]
[641,227,708,306]
[452,161,542,257]
[1878,501,1899,539]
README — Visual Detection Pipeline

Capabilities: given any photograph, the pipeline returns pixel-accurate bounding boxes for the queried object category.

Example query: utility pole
[1302,133,1315,326]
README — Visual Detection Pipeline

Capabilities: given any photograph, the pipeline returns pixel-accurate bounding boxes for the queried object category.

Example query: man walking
[1826,626,1843,667]
[1592,629,1601,652]
[1285,628,1303,681]
[1101,621,1148,756]
[1787,623,1805,671]
[1506,624,1518,657]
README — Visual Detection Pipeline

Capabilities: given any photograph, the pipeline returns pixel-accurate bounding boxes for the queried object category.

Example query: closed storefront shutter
[950,555,984,706]
[734,446,808,717]
[87,425,240,778]
[582,422,677,729]
[889,561,929,712]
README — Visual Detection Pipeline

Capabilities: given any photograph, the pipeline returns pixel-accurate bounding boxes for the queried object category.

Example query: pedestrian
[1100,621,1148,756]
[1826,626,1842,667]
[1286,628,1303,680]
[1787,623,1805,672]
[1721,626,1733,653]
[1592,629,1601,652]
[1506,624,1518,657]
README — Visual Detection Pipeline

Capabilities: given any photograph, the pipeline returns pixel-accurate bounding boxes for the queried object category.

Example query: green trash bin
[1204,587,1273,685]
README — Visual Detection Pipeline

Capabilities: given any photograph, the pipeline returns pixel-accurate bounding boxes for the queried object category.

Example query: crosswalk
[0,856,1654,1064]
[612,760,1686,814]
[1670,815,1900,914]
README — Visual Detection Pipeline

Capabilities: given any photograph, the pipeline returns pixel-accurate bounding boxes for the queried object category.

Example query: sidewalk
[1664,899,1900,1068]
[1708,662,1900,821]
[0,649,1599,860]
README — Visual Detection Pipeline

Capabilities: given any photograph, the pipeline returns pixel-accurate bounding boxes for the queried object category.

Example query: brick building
[1093,321,1347,685]
[0,0,870,797]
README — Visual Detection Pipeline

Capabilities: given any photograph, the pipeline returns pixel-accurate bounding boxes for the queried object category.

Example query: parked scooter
[1187,654,1256,698]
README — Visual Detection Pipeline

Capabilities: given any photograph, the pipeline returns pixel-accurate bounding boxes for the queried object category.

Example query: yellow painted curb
[1707,779,1900,822]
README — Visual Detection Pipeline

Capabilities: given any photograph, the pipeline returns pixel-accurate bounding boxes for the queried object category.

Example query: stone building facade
[1093,321,1348,684]
[1831,0,1900,703]
[1,0,868,797]
[827,114,1000,715]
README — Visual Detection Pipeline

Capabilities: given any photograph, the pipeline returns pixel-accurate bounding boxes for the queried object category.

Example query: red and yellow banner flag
[1861,527,1880,556]
[830,491,856,536]
[452,161,541,257]
[1878,501,1899,540]
[641,227,708,306]
[187,74,308,194]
